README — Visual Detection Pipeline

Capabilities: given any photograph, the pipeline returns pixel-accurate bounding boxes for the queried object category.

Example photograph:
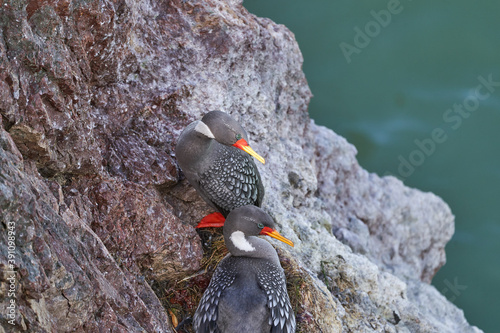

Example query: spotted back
[199,146,263,216]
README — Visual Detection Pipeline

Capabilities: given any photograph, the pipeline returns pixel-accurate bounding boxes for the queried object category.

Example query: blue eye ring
[236,133,242,140]
[257,223,264,229]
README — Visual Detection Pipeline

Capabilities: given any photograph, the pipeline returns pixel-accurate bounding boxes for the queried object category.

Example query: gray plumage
[193,206,296,333]
[176,111,264,217]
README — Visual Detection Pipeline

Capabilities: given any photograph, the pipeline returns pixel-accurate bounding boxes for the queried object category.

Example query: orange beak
[233,139,265,164]
[260,227,294,247]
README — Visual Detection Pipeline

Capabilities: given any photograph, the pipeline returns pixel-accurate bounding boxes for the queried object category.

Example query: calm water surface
[245,1,500,332]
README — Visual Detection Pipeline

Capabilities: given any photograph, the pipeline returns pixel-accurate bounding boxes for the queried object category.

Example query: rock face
[0,0,481,332]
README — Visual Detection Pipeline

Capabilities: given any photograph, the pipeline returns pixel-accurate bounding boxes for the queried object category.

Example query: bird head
[194,111,265,164]
[224,206,294,253]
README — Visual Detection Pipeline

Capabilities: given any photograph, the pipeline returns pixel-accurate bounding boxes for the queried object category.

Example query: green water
[244,1,500,331]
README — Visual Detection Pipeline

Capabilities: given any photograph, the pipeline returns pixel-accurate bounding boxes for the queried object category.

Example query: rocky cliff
[0,0,481,332]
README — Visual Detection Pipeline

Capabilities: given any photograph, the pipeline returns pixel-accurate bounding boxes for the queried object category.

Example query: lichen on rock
[0,0,481,332]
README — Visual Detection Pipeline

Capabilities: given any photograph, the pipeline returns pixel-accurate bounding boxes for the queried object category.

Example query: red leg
[196,212,226,228]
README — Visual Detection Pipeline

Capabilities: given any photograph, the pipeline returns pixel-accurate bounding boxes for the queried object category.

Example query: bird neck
[176,121,214,169]
[226,233,281,266]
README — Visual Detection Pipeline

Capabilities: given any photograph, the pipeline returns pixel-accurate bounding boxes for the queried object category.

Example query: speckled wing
[257,261,296,333]
[193,258,237,333]
[198,146,264,216]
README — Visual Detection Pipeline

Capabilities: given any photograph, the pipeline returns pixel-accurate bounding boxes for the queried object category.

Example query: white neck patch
[194,120,215,139]
[229,231,255,252]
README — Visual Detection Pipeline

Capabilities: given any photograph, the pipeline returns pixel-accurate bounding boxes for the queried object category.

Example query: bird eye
[235,133,242,140]
[257,223,264,229]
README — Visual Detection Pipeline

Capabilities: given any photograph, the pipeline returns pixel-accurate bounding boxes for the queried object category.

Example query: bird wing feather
[257,262,296,333]
[193,259,237,333]
[199,147,263,215]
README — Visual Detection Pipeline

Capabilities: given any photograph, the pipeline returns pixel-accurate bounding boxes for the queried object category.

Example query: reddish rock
[0,0,208,331]
[0,136,177,331]
[81,179,201,280]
